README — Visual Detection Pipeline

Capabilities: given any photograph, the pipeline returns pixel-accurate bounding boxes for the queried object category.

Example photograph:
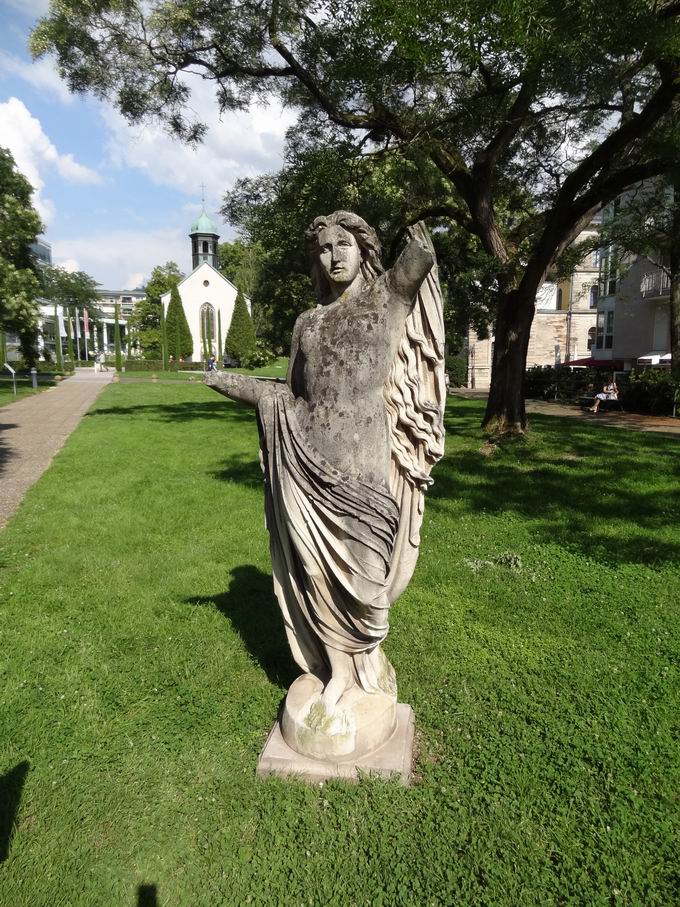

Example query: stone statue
[206,212,445,768]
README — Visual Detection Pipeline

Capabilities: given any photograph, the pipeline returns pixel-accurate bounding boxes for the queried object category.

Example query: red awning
[564,357,626,369]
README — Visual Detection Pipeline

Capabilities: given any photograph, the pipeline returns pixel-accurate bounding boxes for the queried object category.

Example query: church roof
[189,209,219,235]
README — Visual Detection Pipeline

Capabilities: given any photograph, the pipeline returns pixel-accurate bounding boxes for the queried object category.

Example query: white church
[161,209,246,363]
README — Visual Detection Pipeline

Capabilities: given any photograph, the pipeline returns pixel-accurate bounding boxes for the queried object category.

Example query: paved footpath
[0,369,113,530]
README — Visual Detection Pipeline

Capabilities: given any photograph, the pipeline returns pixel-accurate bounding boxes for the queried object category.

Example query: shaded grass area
[0,386,678,905]
[0,375,56,405]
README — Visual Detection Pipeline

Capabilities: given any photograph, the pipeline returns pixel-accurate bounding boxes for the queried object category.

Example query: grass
[120,358,289,382]
[0,385,678,906]
[0,375,56,405]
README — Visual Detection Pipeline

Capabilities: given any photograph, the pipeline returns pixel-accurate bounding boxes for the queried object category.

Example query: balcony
[640,269,670,298]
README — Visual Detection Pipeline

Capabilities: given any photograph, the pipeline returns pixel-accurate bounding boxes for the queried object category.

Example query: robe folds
[257,385,400,694]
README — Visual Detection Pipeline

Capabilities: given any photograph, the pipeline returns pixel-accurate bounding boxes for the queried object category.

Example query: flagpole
[74,307,81,361]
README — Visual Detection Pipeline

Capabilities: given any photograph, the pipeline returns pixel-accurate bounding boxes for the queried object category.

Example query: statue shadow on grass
[137,883,159,906]
[0,760,29,863]
[185,565,297,689]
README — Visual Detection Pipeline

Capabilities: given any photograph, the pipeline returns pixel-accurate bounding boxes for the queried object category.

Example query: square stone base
[256,703,415,786]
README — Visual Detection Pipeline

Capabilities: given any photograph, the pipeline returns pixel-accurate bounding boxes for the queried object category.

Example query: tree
[224,132,499,354]
[0,147,43,364]
[165,285,193,360]
[225,290,257,366]
[42,266,101,359]
[128,262,183,359]
[53,303,63,371]
[33,0,680,431]
[218,240,262,298]
[160,301,169,370]
[114,302,122,371]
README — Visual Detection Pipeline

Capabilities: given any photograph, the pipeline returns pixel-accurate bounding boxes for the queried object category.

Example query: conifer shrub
[224,290,257,366]
[165,286,193,360]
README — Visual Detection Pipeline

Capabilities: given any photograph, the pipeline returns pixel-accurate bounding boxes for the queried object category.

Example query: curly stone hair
[306,210,384,301]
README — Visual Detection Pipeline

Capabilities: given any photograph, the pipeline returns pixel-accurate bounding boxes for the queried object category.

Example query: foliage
[621,367,679,415]
[218,240,262,299]
[114,302,122,372]
[53,303,63,371]
[0,147,43,364]
[225,290,257,365]
[445,355,467,388]
[0,388,678,904]
[160,301,169,371]
[524,366,604,402]
[126,263,183,359]
[165,285,193,360]
[240,339,276,370]
[31,0,680,427]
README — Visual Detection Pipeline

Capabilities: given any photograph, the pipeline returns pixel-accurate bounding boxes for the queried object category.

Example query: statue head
[306,211,384,302]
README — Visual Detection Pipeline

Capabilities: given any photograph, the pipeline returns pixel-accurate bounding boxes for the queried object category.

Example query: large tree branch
[388,204,474,261]
[556,66,679,209]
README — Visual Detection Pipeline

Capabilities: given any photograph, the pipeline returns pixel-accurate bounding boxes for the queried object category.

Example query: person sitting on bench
[589,378,618,413]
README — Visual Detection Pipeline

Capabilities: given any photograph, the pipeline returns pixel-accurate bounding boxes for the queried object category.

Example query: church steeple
[189,192,219,270]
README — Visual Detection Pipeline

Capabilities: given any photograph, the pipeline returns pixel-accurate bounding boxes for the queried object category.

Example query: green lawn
[0,375,57,405]
[0,384,678,906]
[120,358,289,382]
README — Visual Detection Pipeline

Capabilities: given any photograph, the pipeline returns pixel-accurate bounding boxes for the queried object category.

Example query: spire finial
[200,182,206,207]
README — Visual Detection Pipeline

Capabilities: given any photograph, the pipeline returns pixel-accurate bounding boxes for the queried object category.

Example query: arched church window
[200,303,216,348]
[202,240,209,254]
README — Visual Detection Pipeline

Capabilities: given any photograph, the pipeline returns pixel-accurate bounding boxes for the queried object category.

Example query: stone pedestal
[280,673,397,761]
[257,703,415,785]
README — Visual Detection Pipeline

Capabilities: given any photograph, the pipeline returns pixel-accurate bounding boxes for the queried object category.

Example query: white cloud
[0,50,72,104]
[58,258,80,273]
[53,226,190,290]
[101,73,297,209]
[0,97,102,222]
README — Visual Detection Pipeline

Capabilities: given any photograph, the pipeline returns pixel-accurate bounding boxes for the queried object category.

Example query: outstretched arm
[204,370,268,407]
[389,222,435,306]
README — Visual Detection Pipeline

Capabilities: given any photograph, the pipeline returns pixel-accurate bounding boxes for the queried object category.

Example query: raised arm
[204,370,268,407]
[388,222,435,305]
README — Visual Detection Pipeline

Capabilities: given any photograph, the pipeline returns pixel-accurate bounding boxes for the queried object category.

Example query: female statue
[206,212,445,760]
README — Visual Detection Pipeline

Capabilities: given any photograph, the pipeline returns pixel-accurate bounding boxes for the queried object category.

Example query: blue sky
[0,0,295,289]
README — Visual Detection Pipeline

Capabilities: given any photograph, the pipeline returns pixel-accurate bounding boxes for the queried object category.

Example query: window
[202,241,209,254]
[589,285,599,308]
[596,310,615,349]
[200,303,216,350]
[203,279,210,287]
[605,310,615,349]
[592,248,600,267]
[587,327,596,350]
[556,287,563,309]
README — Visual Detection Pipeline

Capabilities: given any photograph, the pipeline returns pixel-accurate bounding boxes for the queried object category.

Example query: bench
[579,396,624,412]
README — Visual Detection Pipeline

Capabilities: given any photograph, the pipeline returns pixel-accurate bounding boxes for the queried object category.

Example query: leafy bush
[240,340,275,370]
[445,355,467,387]
[13,359,73,374]
[621,369,678,415]
[165,286,193,360]
[524,366,602,402]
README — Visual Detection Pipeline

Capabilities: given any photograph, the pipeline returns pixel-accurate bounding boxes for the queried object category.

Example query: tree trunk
[481,289,536,434]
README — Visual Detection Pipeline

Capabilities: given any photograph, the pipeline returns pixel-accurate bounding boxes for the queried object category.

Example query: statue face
[317,225,361,289]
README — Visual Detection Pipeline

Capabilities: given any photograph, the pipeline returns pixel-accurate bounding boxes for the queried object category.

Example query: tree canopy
[0,146,43,363]
[32,0,680,429]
